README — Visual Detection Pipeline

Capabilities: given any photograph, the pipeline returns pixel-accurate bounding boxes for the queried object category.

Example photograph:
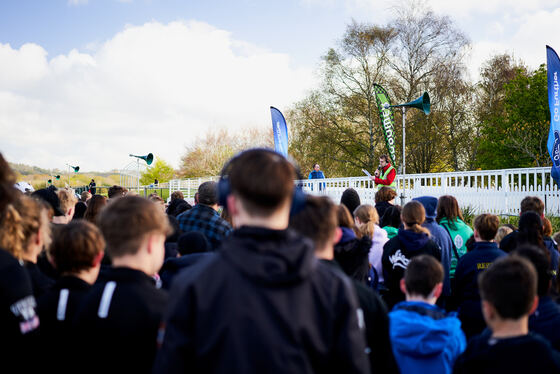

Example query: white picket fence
[169,166,560,216]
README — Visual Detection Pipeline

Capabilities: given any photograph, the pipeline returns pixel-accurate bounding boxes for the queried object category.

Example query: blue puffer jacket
[389,301,466,374]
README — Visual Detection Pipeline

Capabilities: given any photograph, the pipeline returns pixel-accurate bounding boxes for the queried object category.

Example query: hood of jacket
[221,226,317,286]
[372,224,388,244]
[166,199,192,217]
[413,196,438,220]
[339,226,356,244]
[161,253,212,272]
[390,301,465,357]
[398,229,431,251]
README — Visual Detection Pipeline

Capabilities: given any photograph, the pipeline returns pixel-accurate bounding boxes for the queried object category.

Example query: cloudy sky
[1,0,559,172]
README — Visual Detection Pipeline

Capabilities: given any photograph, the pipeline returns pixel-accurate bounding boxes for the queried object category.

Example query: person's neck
[236,214,288,230]
[406,294,437,305]
[200,203,219,212]
[233,205,290,230]
[21,252,38,264]
[475,238,494,243]
[65,267,99,285]
[490,316,529,339]
[315,244,334,260]
[52,216,68,224]
[111,255,153,276]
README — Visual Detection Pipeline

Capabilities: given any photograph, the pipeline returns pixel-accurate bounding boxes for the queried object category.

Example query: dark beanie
[340,188,361,215]
[177,231,211,255]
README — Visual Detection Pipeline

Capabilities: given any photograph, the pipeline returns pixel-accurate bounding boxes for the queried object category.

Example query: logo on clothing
[454,235,464,249]
[10,295,40,334]
[389,249,410,269]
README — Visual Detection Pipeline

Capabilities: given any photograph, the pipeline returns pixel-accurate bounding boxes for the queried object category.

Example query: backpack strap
[442,224,460,259]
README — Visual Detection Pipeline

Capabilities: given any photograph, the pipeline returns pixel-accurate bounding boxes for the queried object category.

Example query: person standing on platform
[371,155,396,190]
[88,179,96,195]
[308,163,326,192]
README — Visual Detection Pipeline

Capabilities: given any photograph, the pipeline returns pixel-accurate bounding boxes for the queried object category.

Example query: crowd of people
[2,149,560,373]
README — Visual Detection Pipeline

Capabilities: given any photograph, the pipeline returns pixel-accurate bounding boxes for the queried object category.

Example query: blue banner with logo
[547,46,560,184]
[271,106,289,157]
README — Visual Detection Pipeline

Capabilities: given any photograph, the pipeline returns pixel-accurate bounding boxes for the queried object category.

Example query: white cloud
[0,21,314,172]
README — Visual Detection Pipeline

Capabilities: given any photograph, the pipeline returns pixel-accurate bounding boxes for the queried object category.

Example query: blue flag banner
[547,46,560,184]
[271,106,289,157]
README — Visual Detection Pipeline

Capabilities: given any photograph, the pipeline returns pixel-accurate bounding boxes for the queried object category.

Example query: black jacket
[334,230,372,283]
[24,260,55,299]
[382,229,441,308]
[154,226,370,374]
[37,275,91,372]
[500,231,559,279]
[375,201,393,220]
[321,260,399,374]
[73,267,168,374]
[454,330,560,373]
[159,253,213,290]
[0,249,40,370]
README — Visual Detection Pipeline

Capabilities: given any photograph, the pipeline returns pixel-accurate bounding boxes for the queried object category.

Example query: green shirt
[439,217,474,277]
[382,226,398,240]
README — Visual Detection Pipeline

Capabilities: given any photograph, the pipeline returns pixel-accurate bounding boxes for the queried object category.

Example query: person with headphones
[154,148,370,374]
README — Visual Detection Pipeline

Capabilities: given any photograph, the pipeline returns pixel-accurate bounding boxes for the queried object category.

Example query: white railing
[168,167,560,215]
[168,176,219,200]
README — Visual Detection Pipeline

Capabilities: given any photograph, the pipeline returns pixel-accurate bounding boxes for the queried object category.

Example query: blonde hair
[495,225,513,244]
[81,191,92,202]
[56,188,78,215]
[402,201,430,236]
[0,196,51,260]
[353,204,379,238]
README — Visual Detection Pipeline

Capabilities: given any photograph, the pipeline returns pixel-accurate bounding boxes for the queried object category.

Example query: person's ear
[92,251,104,267]
[432,282,443,299]
[529,295,539,315]
[481,300,495,322]
[400,278,407,295]
[227,195,238,216]
[35,229,42,245]
[333,227,342,245]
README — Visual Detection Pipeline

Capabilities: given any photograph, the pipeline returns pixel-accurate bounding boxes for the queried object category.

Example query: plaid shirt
[176,204,232,250]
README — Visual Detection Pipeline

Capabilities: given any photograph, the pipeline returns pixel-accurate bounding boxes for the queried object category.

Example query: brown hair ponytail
[353,204,379,238]
[402,201,431,236]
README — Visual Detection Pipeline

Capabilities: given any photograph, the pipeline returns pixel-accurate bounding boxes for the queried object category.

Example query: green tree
[475,54,521,169]
[140,157,175,185]
[289,7,471,175]
[477,62,550,168]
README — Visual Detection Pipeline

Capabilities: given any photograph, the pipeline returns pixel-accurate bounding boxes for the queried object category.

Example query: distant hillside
[9,162,54,176]
[10,162,121,191]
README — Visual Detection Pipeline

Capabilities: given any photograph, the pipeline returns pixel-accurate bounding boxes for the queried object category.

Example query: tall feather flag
[373,84,397,165]
[270,106,289,157]
[546,46,560,184]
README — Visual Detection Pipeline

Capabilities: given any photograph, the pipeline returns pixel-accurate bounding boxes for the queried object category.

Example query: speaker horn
[390,92,430,115]
[129,153,154,165]
[70,165,80,173]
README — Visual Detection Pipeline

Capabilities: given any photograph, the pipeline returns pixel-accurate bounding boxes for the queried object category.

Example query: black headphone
[218,148,307,216]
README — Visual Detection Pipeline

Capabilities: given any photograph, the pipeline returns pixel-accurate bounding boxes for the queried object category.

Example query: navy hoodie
[529,296,560,351]
[382,229,441,308]
[454,241,506,338]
